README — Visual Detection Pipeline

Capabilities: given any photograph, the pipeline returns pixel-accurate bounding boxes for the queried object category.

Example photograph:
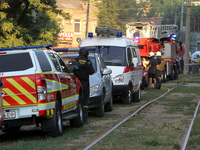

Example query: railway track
[82,81,200,150]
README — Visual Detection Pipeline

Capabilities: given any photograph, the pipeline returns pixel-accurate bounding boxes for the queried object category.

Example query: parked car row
[0,27,142,137]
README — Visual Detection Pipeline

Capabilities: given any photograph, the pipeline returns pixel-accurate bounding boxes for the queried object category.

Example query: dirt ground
[1,82,200,150]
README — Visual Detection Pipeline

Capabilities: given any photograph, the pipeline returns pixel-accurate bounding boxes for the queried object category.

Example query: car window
[34,50,52,72]
[99,55,107,69]
[48,53,61,72]
[0,53,33,72]
[132,47,141,64]
[97,55,106,73]
[54,53,70,73]
[94,46,125,66]
[131,48,137,58]
[127,48,133,65]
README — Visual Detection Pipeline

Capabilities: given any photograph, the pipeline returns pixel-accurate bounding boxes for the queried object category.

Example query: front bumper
[89,95,101,109]
[113,85,129,98]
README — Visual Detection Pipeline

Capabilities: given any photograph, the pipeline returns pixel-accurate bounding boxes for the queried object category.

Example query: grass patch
[92,119,184,150]
[142,86,168,101]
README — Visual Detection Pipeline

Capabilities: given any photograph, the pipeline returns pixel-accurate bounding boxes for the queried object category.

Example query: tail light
[36,74,47,102]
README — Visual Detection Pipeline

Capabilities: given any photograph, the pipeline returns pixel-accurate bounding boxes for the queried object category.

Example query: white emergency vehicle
[79,27,142,104]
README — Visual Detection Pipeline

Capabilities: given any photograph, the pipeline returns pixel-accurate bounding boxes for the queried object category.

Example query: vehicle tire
[70,92,84,127]
[123,87,132,104]
[141,78,146,90]
[132,87,141,102]
[47,100,63,137]
[162,68,167,83]
[105,94,113,112]
[170,67,175,80]
[2,126,21,132]
[174,65,178,79]
[94,92,105,117]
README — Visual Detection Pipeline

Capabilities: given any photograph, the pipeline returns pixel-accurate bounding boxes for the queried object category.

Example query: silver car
[60,52,113,117]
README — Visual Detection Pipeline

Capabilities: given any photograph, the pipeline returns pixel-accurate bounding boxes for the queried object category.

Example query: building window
[74,19,81,33]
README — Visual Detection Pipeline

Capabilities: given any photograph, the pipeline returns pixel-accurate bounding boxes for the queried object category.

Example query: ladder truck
[126,22,184,88]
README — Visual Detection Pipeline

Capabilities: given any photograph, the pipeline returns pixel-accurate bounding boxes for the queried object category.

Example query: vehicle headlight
[114,74,124,83]
[90,85,99,96]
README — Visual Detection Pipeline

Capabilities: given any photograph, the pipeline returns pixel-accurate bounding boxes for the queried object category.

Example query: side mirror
[103,68,112,75]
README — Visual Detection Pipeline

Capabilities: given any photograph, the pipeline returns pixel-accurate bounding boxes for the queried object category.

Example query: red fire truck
[126,22,185,88]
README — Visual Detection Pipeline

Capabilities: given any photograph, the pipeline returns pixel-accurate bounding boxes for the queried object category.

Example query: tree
[97,0,137,34]
[118,0,137,33]
[0,0,70,48]
[97,0,121,30]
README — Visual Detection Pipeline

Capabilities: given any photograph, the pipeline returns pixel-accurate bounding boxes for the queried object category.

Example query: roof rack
[0,44,52,51]
[95,27,122,37]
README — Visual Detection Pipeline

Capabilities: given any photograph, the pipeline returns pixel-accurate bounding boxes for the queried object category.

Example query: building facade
[56,0,98,47]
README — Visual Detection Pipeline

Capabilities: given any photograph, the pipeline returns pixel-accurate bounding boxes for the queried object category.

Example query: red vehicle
[0,45,84,137]
[126,22,185,88]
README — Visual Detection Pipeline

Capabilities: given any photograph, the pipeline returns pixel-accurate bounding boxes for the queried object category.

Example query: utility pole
[85,2,90,38]
[180,0,184,30]
[85,0,92,38]
[184,0,191,75]
[174,2,177,25]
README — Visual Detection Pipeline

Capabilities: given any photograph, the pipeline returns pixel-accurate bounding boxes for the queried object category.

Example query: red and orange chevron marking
[2,75,37,108]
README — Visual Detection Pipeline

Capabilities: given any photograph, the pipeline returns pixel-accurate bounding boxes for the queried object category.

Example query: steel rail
[83,83,182,150]
[182,99,200,150]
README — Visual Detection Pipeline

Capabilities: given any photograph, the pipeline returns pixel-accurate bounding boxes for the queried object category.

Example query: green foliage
[97,0,120,30]
[97,0,137,34]
[0,0,70,48]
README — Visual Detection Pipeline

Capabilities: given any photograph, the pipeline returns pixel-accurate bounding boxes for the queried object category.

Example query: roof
[80,37,138,47]
[56,0,83,9]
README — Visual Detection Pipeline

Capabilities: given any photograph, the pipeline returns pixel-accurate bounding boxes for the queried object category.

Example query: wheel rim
[139,88,141,99]
[79,103,83,122]
[128,89,132,103]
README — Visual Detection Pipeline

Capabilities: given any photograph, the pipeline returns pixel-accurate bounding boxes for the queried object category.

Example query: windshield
[93,46,125,66]
[61,55,97,72]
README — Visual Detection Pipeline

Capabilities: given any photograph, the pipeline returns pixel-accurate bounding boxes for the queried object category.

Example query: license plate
[5,111,16,119]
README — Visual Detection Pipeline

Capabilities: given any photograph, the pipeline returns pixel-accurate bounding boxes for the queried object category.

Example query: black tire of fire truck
[47,99,63,137]
[1,126,21,133]
[132,86,141,102]
[169,66,175,80]
[162,67,167,83]
[124,85,133,104]
[174,65,178,79]
[70,91,84,127]
[94,91,105,117]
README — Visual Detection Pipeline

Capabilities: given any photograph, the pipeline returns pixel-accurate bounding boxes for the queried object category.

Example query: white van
[79,27,142,104]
